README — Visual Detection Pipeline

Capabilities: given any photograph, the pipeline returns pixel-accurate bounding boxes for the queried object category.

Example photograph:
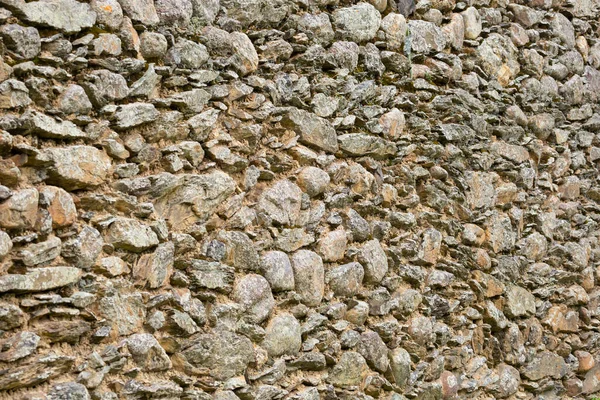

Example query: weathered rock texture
[0,0,599,399]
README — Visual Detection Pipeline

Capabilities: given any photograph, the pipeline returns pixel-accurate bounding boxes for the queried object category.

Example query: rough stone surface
[0,0,598,398]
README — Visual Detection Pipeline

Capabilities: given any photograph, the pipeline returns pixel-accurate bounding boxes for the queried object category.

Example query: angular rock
[43,146,112,190]
[0,79,31,109]
[127,333,172,371]
[328,262,364,297]
[17,0,97,33]
[23,109,88,140]
[0,353,74,390]
[0,331,39,362]
[0,188,38,230]
[522,351,568,381]
[48,382,90,400]
[114,103,159,129]
[105,217,159,252]
[328,352,369,388]
[0,24,40,59]
[504,285,536,317]
[0,267,81,293]
[218,230,260,271]
[357,330,389,372]
[57,84,93,115]
[82,69,129,107]
[20,236,61,266]
[408,20,446,54]
[40,186,77,228]
[153,172,236,231]
[186,259,235,293]
[61,226,103,269]
[281,108,338,153]
[133,242,174,288]
[117,0,159,25]
[358,239,388,284]
[338,133,396,158]
[97,291,146,336]
[179,330,254,380]
[257,179,303,226]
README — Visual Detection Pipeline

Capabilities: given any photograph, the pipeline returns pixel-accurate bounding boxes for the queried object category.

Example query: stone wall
[0,0,599,398]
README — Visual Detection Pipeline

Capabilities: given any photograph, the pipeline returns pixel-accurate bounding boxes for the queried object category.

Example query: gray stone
[357,330,389,373]
[43,146,112,190]
[328,351,369,388]
[153,172,236,231]
[61,226,103,269]
[0,79,32,109]
[0,188,38,230]
[358,239,388,284]
[48,382,90,400]
[233,274,275,323]
[117,0,159,25]
[291,250,324,307]
[261,313,302,357]
[218,230,260,271]
[91,0,124,30]
[167,38,209,69]
[97,291,146,336]
[17,0,97,33]
[155,0,192,27]
[408,20,446,54]
[257,179,303,227]
[461,7,481,40]
[187,259,235,293]
[418,228,442,265]
[105,217,159,252]
[23,109,88,139]
[0,302,25,331]
[0,267,81,293]
[20,236,61,266]
[133,242,174,288]
[0,331,39,362]
[261,250,295,291]
[0,24,40,59]
[57,84,93,115]
[114,103,159,129]
[381,13,407,52]
[477,33,519,85]
[328,262,364,297]
[229,32,258,76]
[389,347,411,387]
[522,351,568,381]
[127,333,172,371]
[139,32,168,59]
[440,123,475,142]
[82,69,129,107]
[504,285,536,317]
[281,108,339,153]
[332,3,381,43]
[338,134,396,158]
[180,329,254,380]
[297,13,335,46]
[0,231,11,259]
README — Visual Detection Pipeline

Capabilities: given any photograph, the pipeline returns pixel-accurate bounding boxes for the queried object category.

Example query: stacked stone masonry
[1,0,600,398]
